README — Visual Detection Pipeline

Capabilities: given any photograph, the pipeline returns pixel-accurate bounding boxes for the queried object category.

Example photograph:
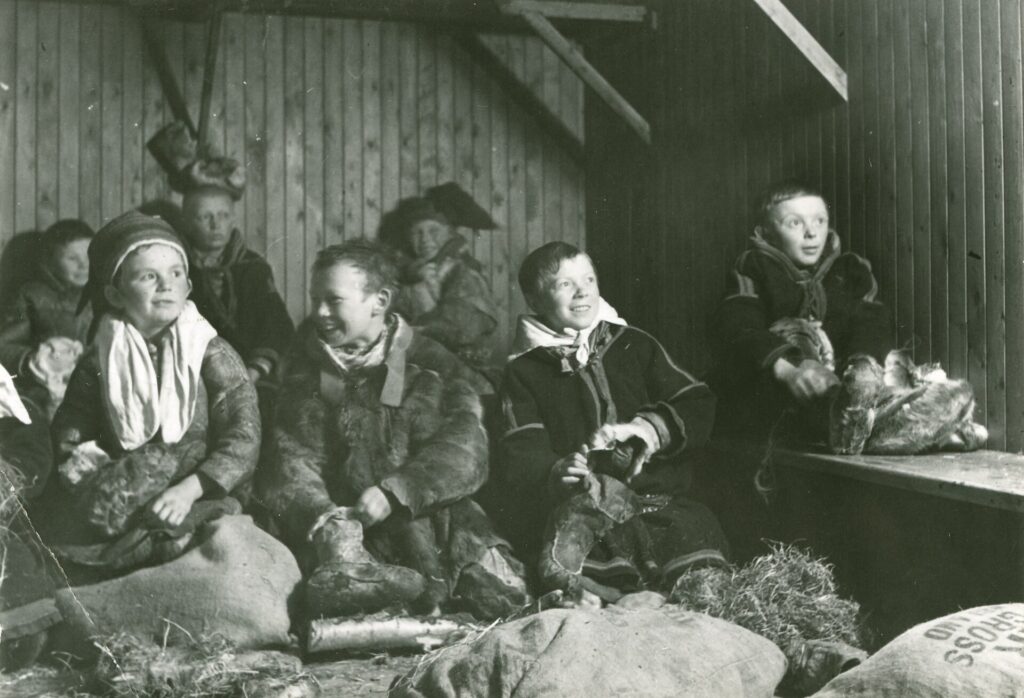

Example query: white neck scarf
[96,300,217,450]
[0,363,32,425]
[509,298,626,364]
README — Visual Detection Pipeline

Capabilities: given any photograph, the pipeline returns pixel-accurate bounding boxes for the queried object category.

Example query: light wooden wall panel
[587,0,1024,452]
[0,0,585,355]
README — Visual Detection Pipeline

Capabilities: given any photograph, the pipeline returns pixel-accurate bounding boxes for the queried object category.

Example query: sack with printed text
[814,603,1024,697]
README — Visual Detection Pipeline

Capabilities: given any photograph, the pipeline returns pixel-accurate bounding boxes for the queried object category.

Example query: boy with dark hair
[498,241,728,603]
[258,239,526,620]
[710,180,892,437]
[0,219,94,414]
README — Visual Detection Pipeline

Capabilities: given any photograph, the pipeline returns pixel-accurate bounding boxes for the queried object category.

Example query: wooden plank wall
[586,0,1024,452]
[0,0,585,357]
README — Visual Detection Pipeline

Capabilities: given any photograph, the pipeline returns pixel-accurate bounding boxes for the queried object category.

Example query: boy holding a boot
[258,240,527,620]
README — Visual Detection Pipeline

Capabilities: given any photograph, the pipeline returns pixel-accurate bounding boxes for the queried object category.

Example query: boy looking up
[498,242,727,602]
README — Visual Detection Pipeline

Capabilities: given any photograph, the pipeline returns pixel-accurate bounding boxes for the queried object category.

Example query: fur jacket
[35,336,260,576]
[394,238,499,373]
[260,317,491,541]
[0,267,92,373]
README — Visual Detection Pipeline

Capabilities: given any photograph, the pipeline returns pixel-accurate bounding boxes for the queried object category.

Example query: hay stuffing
[669,543,863,663]
[91,630,318,698]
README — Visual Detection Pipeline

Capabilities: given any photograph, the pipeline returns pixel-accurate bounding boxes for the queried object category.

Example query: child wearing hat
[497,241,728,602]
[381,182,500,380]
[34,211,261,580]
[0,219,95,415]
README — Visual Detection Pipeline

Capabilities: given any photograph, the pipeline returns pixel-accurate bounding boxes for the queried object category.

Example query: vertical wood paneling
[0,1,584,358]
[586,0,1024,452]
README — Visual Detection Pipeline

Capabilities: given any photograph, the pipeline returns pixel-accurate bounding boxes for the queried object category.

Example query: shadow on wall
[0,231,42,310]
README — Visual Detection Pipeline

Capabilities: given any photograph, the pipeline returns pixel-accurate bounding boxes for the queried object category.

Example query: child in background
[498,242,728,603]
[35,211,261,581]
[710,180,892,440]
[0,219,94,415]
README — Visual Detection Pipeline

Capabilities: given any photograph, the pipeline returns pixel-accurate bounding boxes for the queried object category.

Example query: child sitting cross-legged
[496,242,730,604]
[34,211,261,581]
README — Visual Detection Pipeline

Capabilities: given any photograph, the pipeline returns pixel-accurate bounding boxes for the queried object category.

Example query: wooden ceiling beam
[510,8,650,145]
[751,0,848,101]
[499,1,646,23]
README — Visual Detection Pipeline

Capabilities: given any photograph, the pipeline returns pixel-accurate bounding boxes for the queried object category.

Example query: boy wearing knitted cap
[35,211,261,579]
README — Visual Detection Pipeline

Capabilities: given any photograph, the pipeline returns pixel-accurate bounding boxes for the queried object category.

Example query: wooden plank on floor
[283,16,306,321]
[1004,0,1024,451]
[36,1,59,228]
[243,13,269,256]
[15,0,38,233]
[944,0,968,382]
[962,1,989,435]
[304,16,325,316]
[362,20,382,237]
[0,0,15,245]
[343,19,364,238]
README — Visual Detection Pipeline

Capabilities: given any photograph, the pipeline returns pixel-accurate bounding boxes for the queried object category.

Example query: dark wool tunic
[186,229,295,379]
[0,268,92,373]
[258,318,504,582]
[497,322,717,559]
[709,233,892,438]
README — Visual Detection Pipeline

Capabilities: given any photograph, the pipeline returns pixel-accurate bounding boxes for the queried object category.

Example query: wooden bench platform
[709,444,1024,513]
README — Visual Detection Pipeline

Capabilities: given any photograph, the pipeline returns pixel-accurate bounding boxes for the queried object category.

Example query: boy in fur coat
[35,211,261,581]
[258,240,527,619]
[497,242,729,602]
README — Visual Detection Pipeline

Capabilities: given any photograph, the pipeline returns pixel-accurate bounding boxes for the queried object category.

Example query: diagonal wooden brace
[514,10,650,145]
[751,0,848,101]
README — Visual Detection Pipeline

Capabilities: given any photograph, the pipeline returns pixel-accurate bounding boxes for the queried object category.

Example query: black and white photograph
[1,1,1023,696]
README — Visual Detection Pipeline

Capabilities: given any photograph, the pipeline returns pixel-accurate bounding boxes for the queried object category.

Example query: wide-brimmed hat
[379,182,498,252]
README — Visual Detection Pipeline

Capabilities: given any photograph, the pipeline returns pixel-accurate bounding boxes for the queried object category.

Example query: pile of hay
[669,543,863,660]
[0,459,27,585]
[92,631,318,698]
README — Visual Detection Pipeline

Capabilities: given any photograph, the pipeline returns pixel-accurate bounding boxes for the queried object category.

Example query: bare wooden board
[712,442,1024,513]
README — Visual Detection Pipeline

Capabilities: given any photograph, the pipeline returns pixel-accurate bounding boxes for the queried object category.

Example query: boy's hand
[589,417,661,481]
[149,474,203,528]
[774,357,839,403]
[354,486,393,527]
[551,450,590,491]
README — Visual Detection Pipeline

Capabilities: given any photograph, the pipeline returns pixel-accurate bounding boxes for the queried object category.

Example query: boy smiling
[498,242,728,600]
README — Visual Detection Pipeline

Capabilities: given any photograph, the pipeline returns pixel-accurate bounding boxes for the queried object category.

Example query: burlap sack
[52,515,300,652]
[814,603,1024,697]
[390,605,786,698]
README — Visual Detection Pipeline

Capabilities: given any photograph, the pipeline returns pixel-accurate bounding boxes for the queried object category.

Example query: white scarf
[96,301,217,450]
[509,298,626,364]
[0,363,32,425]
